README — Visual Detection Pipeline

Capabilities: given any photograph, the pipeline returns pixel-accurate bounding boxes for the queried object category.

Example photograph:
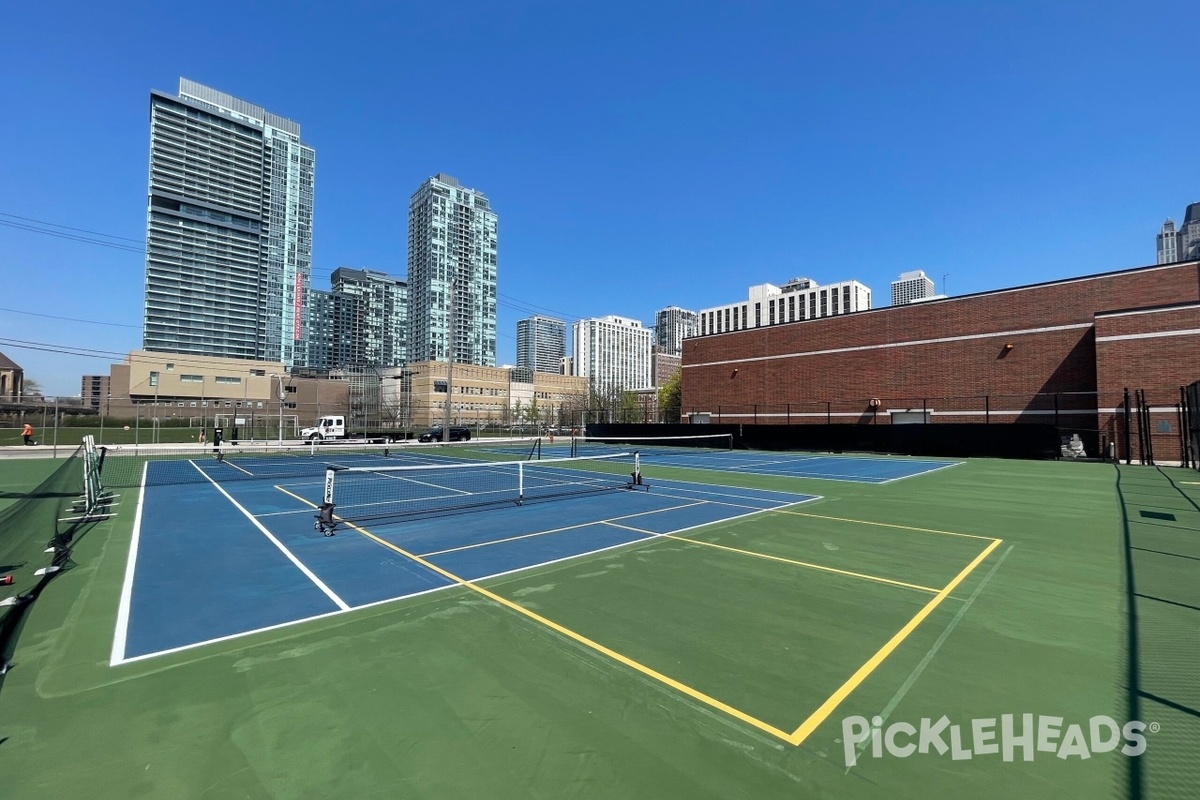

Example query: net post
[518,461,524,504]
[634,452,641,486]
[323,466,339,505]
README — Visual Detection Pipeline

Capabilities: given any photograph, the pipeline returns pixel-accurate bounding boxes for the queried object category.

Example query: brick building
[681,260,1200,463]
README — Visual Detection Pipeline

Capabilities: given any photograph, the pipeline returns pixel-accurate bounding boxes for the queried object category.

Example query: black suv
[418,426,471,443]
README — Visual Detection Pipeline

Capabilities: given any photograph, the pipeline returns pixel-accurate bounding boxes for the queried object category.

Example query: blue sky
[0,1,1194,396]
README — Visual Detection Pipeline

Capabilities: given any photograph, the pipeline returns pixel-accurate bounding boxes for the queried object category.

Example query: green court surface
[1,451,1195,799]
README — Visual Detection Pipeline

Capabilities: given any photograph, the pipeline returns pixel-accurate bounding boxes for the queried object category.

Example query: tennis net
[571,433,733,458]
[322,451,642,526]
[96,437,542,488]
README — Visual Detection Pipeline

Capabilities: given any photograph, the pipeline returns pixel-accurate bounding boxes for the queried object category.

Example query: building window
[149,371,159,388]
[821,291,828,316]
[434,380,448,393]
[215,376,241,385]
[250,369,266,377]
[166,363,174,371]
[844,286,851,311]
[788,296,795,321]
[755,303,761,326]
[181,374,202,383]
[769,301,775,325]
[742,306,748,328]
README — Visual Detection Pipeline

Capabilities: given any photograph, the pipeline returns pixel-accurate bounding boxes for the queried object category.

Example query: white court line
[874,460,965,484]
[190,460,349,610]
[109,460,149,666]
[847,543,1015,770]
[418,501,708,557]
[220,459,255,476]
[717,461,959,484]
[637,481,816,509]
[369,470,474,495]
[115,487,823,665]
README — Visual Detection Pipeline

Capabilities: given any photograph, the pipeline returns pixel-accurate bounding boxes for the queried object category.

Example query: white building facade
[696,277,871,336]
[890,270,936,305]
[572,316,652,395]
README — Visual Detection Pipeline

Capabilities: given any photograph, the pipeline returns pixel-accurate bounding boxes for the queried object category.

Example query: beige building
[387,361,589,430]
[101,351,349,434]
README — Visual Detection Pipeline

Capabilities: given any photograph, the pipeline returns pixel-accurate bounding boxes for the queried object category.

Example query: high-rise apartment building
[407,174,498,366]
[696,277,871,336]
[332,268,408,368]
[143,79,315,367]
[572,316,652,395]
[890,270,936,305]
[516,316,566,374]
[653,306,699,355]
[1157,203,1200,264]
[304,288,356,372]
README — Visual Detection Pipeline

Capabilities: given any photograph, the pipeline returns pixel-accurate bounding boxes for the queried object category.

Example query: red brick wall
[1095,303,1200,464]
[682,262,1200,457]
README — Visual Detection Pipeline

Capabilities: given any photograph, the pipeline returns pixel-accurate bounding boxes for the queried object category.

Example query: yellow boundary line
[603,522,940,594]
[779,510,996,540]
[786,537,1003,745]
[277,487,795,741]
[275,485,1003,747]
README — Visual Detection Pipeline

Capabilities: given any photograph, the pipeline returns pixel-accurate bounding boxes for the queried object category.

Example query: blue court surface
[547,442,961,484]
[112,459,824,663]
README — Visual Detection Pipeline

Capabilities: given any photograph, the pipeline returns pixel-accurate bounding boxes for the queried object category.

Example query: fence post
[787,403,791,425]
[754,404,758,424]
[1123,387,1131,465]
[826,401,831,426]
[1054,392,1060,430]
[985,395,990,424]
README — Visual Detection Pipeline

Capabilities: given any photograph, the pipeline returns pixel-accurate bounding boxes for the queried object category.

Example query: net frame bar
[571,433,733,457]
[322,451,640,523]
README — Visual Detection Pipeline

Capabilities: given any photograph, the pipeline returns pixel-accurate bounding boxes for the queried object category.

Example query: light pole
[444,278,456,443]
[274,374,287,445]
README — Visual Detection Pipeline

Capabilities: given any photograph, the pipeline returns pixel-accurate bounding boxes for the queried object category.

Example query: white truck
[299,415,407,443]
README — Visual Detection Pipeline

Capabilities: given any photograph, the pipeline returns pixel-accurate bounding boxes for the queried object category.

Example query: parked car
[418,426,471,443]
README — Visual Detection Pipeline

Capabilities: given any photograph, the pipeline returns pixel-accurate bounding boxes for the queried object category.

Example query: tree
[23,378,44,399]
[658,369,682,423]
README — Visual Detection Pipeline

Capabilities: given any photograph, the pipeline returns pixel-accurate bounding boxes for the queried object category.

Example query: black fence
[1185,381,1200,471]
[587,422,1065,460]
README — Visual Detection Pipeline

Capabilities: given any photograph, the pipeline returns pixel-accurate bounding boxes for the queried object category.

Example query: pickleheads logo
[841,714,1157,767]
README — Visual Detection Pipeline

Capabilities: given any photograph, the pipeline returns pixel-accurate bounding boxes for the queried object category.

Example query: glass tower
[516,316,566,374]
[143,79,314,366]
[407,174,498,366]
[331,267,408,368]
[653,306,699,356]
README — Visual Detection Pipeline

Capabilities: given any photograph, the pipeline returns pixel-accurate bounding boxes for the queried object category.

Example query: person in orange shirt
[22,422,34,446]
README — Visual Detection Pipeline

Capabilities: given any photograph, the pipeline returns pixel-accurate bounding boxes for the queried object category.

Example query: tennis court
[4,435,1174,799]
[112,441,825,662]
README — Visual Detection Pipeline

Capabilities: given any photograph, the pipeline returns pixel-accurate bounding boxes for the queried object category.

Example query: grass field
[0,449,1195,799]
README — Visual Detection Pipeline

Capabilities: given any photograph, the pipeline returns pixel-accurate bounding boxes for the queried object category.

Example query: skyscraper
[890,270,936,305]
[332,268,408,368]
[407,174,498,366]
[653,306,699,356]
[1157,203,1200,264]
[143,79,315,366]
[516,316,566,374]
[573,316,652,396]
